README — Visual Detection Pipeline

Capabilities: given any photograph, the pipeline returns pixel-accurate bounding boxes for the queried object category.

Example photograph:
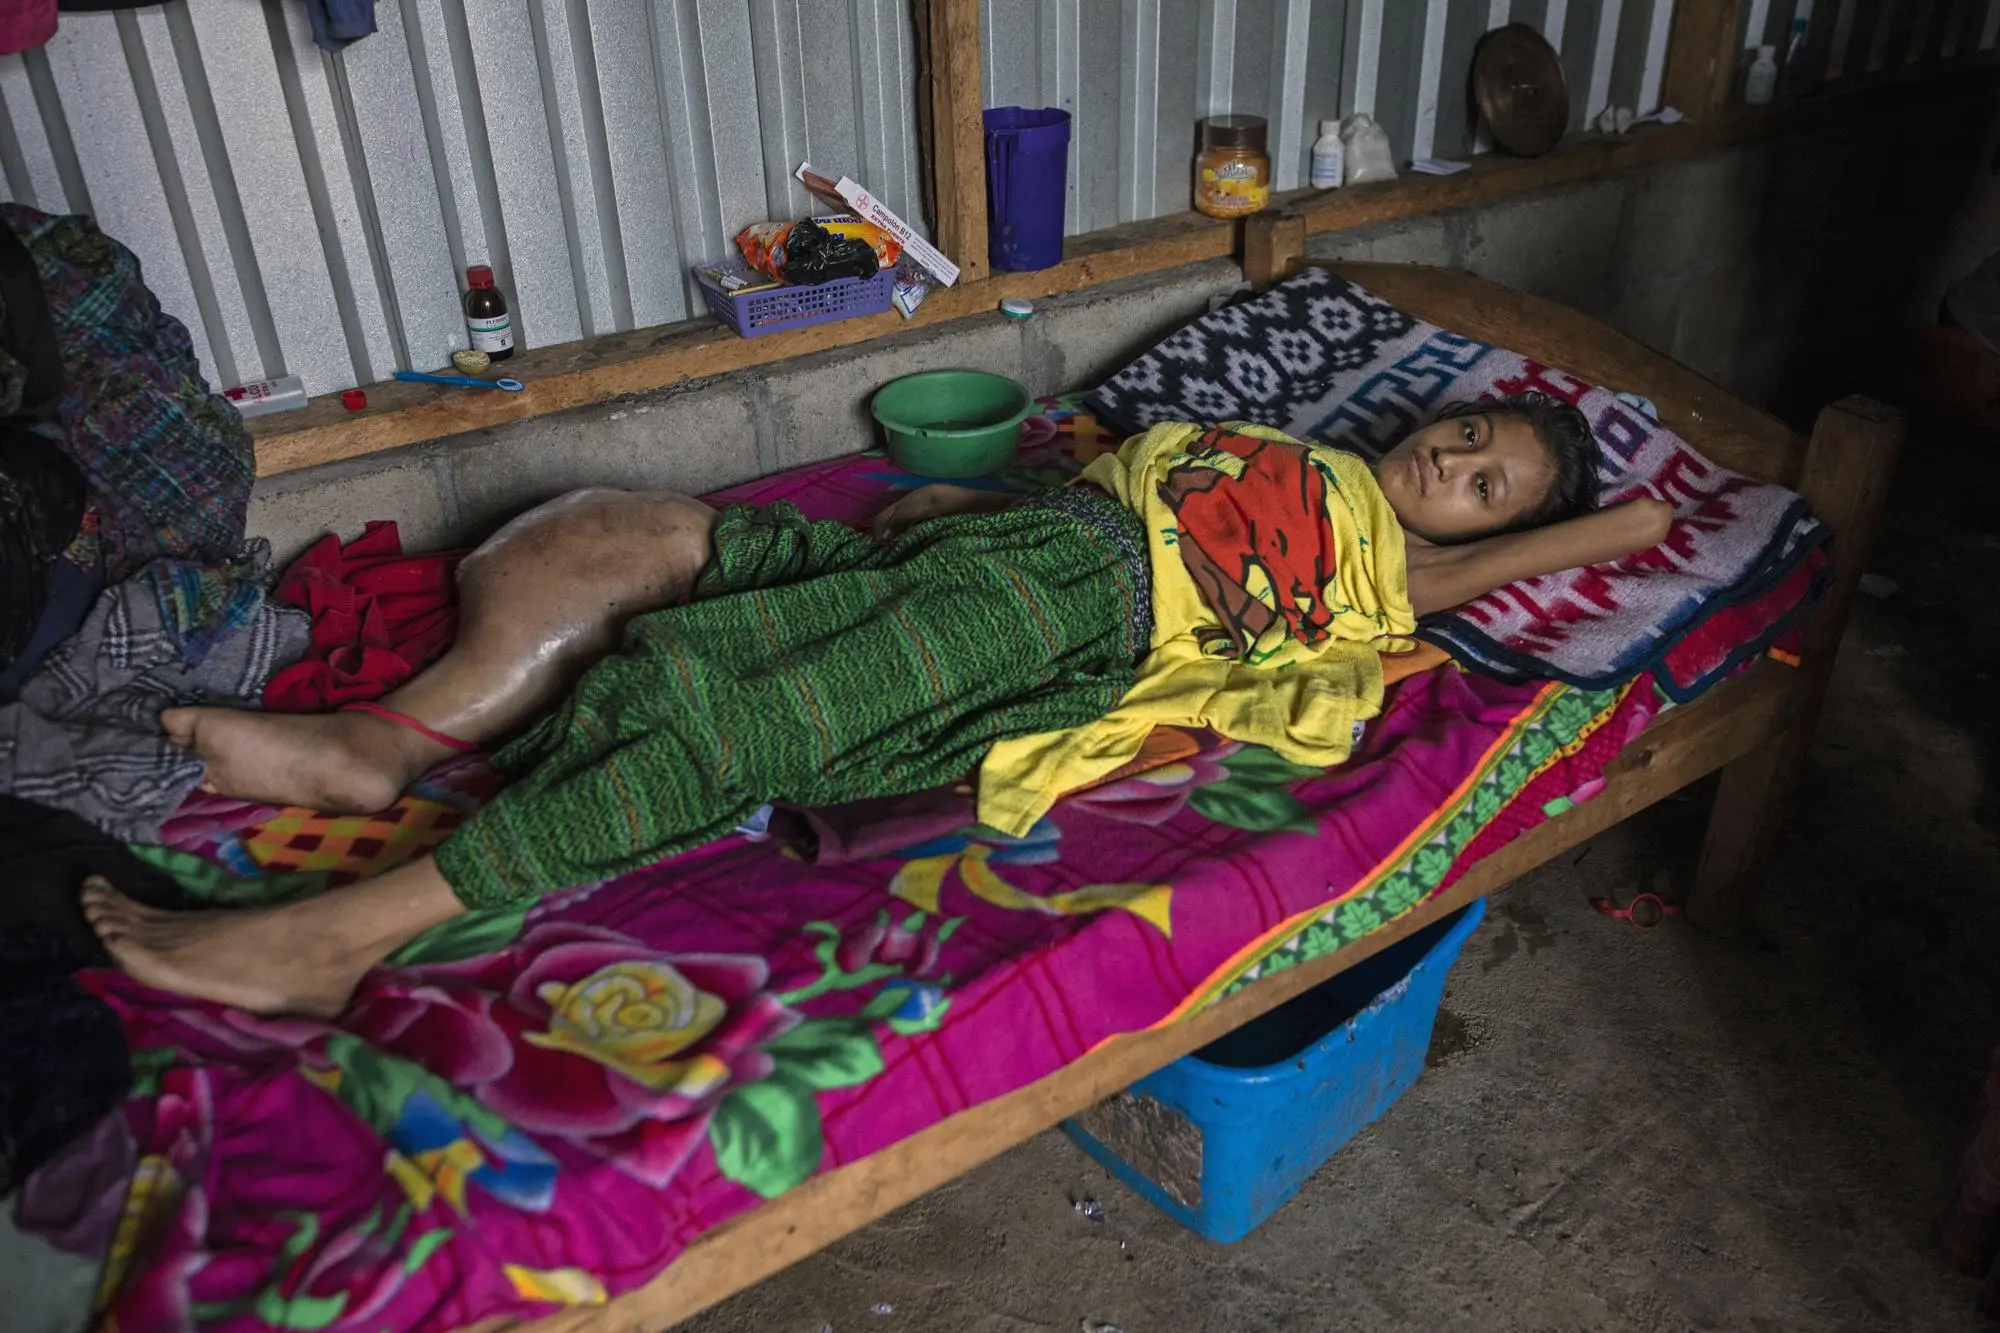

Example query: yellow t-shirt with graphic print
[977,421,1415,838]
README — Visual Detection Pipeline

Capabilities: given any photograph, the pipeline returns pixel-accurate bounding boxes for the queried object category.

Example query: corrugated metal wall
[0,0,925,397]
[1744,0,2000,80]
[981,0,1681,236]
[4,0,1987,401]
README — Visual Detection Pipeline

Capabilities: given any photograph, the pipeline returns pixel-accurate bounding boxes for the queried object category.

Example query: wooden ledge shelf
[249,211,1235,477]
[250,58,1997,481]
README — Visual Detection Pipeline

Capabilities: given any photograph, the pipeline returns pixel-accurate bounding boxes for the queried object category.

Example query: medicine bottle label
[1310,143,1344,189]
[468,313,514,354]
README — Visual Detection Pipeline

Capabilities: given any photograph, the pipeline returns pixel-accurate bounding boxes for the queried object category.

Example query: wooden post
[1687,396,1905,933]
[923,0,990,283]
[1663,0,1749,121]
[1242,208,1307,290]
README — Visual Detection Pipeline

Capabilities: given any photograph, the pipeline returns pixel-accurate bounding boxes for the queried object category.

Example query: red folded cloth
[262,522,467,713]
[1656,547,1827,690]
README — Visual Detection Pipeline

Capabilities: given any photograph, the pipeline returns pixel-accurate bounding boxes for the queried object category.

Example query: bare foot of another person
[161,706,450,812]
[82,858,468,1017]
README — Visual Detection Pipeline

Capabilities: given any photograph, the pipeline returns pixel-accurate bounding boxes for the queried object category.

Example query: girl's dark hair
[1435,392,1600,533]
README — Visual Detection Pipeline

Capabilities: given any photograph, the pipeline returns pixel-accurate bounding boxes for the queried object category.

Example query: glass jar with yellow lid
[1195,115,1271,219]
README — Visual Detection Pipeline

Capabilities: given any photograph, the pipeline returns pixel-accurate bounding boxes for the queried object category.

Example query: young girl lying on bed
[84,395,1672,1017]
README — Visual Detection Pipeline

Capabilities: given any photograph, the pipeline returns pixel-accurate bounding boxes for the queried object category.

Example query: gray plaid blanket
[0,562,308,840]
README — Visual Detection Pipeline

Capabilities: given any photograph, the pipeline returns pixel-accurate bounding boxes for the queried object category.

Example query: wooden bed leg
[1242,208,1307,290]
[1687,396,1905,934]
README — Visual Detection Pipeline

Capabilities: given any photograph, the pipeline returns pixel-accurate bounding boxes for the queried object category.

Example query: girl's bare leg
[162,489,720,812]
[83,856,466,1018]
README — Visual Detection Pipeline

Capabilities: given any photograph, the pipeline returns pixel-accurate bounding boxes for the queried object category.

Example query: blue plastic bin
[1062,899,1485,1242]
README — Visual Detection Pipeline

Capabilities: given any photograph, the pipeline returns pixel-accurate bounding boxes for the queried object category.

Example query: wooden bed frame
[511,261,1904,1333]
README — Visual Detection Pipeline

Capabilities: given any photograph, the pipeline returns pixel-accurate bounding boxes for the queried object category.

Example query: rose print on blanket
[777,908,962,1020]
[349,923,799,1190]
[886,818,1175,936]
[1061,725,1324,837]
[705,1013,887,1199]
[374,1084,559,1216]
[1060,725,1234,827]
[355,922,894,1204]
[97,1065,465,1333]
[703,910,976,1199]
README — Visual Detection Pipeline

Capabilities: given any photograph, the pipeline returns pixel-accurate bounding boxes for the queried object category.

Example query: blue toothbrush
[394,370,525,392]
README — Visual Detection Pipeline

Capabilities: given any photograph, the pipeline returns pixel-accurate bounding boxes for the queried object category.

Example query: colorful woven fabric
[133,555,275,668]
[164,754,501,884]
[436,494,1149,910]
[1,205,255,584]
[1086,269,1828,701]
[246,803,470,881]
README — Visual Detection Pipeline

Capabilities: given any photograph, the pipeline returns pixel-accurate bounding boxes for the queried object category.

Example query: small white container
[1308,118,1345,189]
[1743,44,1779,106]
[223,374,308,419]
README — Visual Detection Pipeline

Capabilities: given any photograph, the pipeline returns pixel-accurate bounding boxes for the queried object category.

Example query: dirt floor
[681,424,2000,1333]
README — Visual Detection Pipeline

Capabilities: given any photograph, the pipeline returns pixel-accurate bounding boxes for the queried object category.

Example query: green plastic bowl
[870,369,1033,478]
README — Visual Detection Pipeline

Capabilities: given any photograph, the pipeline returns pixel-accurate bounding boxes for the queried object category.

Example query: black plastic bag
[776,218,881,284]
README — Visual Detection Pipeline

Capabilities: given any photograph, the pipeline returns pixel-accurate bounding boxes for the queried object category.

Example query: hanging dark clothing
[0,794,187,1197]
[303,0,376,52]
[0,210,83,676]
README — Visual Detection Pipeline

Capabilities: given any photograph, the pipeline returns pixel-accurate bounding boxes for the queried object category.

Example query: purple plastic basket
[697,267,896,338]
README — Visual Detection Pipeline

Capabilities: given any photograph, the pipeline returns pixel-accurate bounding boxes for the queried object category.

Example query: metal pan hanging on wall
[1473,23,1571,158]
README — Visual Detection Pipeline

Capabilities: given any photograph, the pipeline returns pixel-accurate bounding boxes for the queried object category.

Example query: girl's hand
[871,484,1012,539]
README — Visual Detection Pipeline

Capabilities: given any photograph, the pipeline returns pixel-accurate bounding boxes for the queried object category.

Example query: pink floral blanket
[41,405,1664,1332]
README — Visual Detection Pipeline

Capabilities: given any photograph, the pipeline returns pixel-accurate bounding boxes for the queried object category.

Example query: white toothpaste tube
[224,374,309,418]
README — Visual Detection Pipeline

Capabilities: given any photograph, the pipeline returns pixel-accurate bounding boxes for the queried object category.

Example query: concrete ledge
[247,447,453,567]
[1024,258,1246,395]
[244,259,1247,556]
[444,382,762,538]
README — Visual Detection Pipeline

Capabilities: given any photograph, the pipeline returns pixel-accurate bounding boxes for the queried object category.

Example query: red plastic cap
[341,389,368,411]
[466,265,495,288]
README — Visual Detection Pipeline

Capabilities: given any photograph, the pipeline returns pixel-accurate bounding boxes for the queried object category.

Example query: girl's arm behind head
[1404,497,1674,617]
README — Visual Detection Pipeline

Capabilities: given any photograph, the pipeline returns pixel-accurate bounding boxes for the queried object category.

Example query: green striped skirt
[435,491,1150,910]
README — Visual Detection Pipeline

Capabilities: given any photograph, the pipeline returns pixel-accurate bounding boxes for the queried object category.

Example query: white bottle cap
[1757,44,1776,57]
[1318,118,1340,137]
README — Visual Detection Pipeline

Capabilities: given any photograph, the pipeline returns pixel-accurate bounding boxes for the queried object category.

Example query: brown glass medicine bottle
[463,265,515,361]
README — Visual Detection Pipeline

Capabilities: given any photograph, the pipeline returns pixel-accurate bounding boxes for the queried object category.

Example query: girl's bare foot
[160,706,449,812]
[81,859,468,1017]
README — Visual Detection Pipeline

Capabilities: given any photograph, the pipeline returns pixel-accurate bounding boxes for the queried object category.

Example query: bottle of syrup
[463,265,514,361]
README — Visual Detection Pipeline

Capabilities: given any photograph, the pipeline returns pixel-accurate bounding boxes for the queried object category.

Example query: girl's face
[1373,412,1555,543]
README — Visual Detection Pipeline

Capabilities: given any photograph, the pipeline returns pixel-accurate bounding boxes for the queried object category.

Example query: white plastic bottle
[1308,118,1345,189]
[1743,44,1779,106]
